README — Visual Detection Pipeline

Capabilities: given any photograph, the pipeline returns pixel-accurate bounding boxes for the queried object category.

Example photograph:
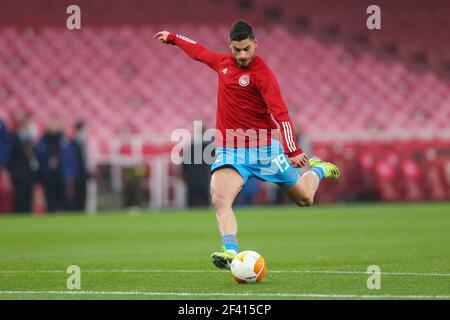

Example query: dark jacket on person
[0,120,10,167]
[6,131,38,185]
[35,132,77,184]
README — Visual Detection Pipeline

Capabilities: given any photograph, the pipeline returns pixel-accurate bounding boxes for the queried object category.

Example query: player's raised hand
[154,31,171,44]
[288,152,308,168]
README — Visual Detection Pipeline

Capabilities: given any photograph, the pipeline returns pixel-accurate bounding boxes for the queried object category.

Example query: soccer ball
[230,250,267,284]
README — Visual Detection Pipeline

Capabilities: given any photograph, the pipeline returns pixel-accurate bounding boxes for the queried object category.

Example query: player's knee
[294,192,314,207]
[296,198,313,207]
[211,192,232,211]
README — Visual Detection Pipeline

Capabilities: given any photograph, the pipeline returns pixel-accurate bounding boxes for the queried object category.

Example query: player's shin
[301,170,321,194]
[216,208,239,254]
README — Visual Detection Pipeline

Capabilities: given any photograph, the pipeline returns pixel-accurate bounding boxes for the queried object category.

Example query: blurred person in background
[0,113,12,213]
[35,119,77,212]
[180,126,213,207]
[70,120,89,211]
[6,112,39,213]
[234,178,260,206]
[122,165,145,209]
[0,114,10,168]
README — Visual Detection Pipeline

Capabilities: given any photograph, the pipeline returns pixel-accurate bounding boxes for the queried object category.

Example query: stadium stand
[1,24,449,144]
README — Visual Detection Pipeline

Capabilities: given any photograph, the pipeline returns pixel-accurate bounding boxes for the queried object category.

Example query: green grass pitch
[0,202,450,300]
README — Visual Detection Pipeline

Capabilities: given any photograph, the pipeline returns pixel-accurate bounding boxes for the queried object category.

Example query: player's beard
[236,56,253,68]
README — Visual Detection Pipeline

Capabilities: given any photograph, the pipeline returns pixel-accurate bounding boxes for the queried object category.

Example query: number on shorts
[272,154,290,173]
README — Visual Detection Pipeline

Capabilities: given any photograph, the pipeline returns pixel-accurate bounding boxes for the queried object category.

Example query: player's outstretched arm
[153,30,220,71]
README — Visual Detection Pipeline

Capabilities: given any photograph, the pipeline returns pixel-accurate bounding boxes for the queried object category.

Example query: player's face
[229,38,257,68]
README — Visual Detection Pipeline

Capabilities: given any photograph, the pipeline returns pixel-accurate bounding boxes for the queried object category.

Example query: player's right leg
[283,157,340,207]
[210,167,244,269]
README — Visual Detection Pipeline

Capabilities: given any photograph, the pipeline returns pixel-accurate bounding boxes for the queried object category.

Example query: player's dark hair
[229,20,255,41]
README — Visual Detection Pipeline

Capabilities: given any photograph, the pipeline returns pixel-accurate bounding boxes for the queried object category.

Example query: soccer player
[154,20,339,269]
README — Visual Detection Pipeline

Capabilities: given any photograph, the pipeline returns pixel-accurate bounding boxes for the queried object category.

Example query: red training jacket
[167,33,303,157]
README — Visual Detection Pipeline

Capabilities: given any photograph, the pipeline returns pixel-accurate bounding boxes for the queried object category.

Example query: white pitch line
[0,270,63,273]
[270,270,450,277]
[0,290,449,299]
[1,269,450,277]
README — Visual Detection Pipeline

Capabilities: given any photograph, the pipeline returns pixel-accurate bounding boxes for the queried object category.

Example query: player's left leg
[283,157,340,207]
[283,171,320,206]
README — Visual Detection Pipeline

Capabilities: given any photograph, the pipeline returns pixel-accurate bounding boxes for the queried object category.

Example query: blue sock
[310,166,325,181]
[221,234,238,254]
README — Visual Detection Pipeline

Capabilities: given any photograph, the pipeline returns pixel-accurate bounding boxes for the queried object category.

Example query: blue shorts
[210,139,299,188]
